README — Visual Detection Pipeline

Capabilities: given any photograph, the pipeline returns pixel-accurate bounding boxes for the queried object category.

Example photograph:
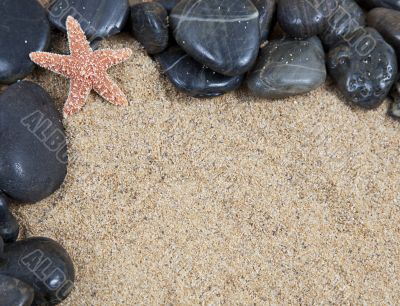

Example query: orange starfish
[30,16,132,117]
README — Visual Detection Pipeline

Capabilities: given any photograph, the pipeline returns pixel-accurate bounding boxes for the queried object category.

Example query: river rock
[367,8,400,62]
[48,0,129,42]
[131,2,169,54]
[157,0,180,12]
[389,82,400,119]
[320,0,366,48]
[252,0,276,43]
[247,37,326,98]
[277,0,331,38]
[356,0,400,10]
[327,27,397,109]
[0,275,34,306]
[0,81,67,203]
[170,0,260,76]
[156,46,244,98]
[0,192,19,243]
[0,237,75,306]
[0,0,50,84]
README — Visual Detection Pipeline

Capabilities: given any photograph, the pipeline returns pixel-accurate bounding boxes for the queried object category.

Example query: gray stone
[246,37,326,98]
[356,0,400,10]
[0,275,34,306]
[156,46,244,98]
[131,2,169,54]
[277,0,333,39]
[0,81,67,203]
[48,0,129,42]
[0,237,75,306]
[320,0,366,48]
[327,27,397,109]
[170,0,260,76]
[252,0,276,43]
[0,0,50,84]
[367,8,400,62]
[0,192,19,243]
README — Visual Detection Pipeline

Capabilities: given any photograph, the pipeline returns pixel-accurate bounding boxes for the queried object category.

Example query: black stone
[131,2,169,54]
[367,8,400,62]
[0,81,67,203]
[0,275,34,306]
[327,27,397,109]
[157,0,180,12]
[48,0,129,42]
[0,237,75,306]
[252,0,276,43]
[277,0,332,39]
[246,37,326,98]
[0,0,50,84]
[0,192,19,243]
[356,0,400,10]
[320,0,365,49]
[170,0,260,76]
[389,82,400,119]
[156,46,244,98]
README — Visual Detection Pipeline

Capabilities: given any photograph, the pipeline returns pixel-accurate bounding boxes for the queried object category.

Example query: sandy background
[4,9,400,305]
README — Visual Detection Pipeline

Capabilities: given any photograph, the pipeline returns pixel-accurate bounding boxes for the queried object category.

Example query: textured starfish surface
[30,16,132,117]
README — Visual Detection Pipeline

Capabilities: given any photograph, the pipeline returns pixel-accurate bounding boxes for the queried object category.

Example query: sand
[5,11,400,305]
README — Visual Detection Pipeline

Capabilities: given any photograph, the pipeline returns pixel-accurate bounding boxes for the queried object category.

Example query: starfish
[30,16,132,117]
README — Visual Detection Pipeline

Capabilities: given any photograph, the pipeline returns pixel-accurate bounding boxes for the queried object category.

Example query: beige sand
[7,17,400,305]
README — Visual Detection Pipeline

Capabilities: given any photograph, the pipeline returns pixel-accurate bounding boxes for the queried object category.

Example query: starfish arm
[63,79,92,117]
[66,16,91,56]
[93,48,132,68]
[30,52,73,77]
[93,74,129,107]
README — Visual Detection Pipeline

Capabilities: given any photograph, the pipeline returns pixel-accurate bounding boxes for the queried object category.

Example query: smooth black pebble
[157,0,180,12]
[170,0,260,76]
[278,0,331,39]
[0,0,50,84]
[0,192,19,243]
[356,0,400,10]
[247,36,326,98]
[0,237,75,306]
[389,82,400,119]
[0,275,34,306]
[320,0,365,48]
[131,2,169,54]
[48,0,129,42]
[0,81,67,203]
[327,27,397,109]
[367,7,400,62]
[156,46,244,98]
[252,0,276,43]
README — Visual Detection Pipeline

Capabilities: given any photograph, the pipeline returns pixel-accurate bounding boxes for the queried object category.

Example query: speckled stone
[0,237,75,306]
[0,81,67,203]
[246,37,326,98]
[0,192,19,243]
[356,0,400,10]
[0,0,50,84]
[131,2,169,54]
[277,0,331,38]
[170,0,260,76]
[320,0,366,48]
[156,46,244,98]
[252,0,276,43]
[327,27,397,109]
[48,0,129,42]
[367,8,400,62]
[0,275,34,306]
